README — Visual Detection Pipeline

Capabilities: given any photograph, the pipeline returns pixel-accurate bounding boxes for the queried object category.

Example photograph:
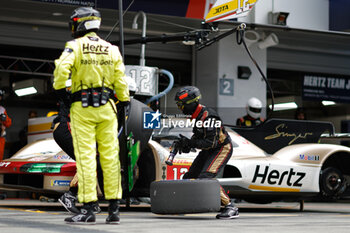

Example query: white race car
[149,118,350,204]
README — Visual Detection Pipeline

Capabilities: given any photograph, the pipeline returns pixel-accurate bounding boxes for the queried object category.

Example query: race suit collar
[84,32,98,37]
[246,115,258,121]
[191,104,203,120]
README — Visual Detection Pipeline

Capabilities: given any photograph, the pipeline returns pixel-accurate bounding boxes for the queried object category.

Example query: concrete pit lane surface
[1,200,350,232]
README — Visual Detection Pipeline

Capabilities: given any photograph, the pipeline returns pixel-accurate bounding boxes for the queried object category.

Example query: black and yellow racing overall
[236,115,264,127]
[183,104,233,206]
[53,32,129,203]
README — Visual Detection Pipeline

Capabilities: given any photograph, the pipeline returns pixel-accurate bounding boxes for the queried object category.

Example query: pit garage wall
[243,0,329,31]
[195,34,266,126]
[330,0,350,31]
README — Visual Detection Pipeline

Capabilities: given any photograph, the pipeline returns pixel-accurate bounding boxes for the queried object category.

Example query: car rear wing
[319,133,350,145]
[226,118,335,154]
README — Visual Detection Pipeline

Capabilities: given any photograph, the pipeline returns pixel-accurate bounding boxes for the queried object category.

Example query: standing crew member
[0,89,12,160]
[53,100,102,215]
[54,76,137,214]
[236,97,264,127]
[174,86,239,219]
[53,7,129,225]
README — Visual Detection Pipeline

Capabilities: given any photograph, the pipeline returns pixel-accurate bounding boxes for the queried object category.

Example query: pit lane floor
[1,199,350,233]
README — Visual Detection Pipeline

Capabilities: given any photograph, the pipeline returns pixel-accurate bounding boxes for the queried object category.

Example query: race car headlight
[20,163,65,173]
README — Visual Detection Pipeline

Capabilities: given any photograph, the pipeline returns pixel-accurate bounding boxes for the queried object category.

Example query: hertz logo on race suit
[82,43,109,55]
[251,165,306,187]
[205,0,259,22]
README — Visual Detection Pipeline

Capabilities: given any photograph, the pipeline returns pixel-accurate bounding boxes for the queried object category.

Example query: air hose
[235,23,275,119]
[145,69,174,105]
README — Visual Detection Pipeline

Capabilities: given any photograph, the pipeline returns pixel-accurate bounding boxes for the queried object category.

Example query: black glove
[55,88,71,107]
[118,101,130,107]
[178,134,192,153]
[0,113,6,122]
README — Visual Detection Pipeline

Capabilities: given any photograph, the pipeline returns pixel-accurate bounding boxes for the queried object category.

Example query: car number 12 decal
[167,164,190,180]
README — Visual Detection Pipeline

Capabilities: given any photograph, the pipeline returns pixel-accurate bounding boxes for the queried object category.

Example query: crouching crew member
[53,7,129,225]
[174,86,239,219]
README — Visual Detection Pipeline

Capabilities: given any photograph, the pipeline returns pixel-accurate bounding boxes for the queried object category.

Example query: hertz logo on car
[251,165,306,187]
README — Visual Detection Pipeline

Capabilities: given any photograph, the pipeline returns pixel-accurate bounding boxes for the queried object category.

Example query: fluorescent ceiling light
[322,101,336,106]
[14,87,37,97]
[269,102,298,111]
[13,79,45,97]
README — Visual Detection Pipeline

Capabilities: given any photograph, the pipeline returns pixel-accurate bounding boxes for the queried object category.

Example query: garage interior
[1,0,350,158]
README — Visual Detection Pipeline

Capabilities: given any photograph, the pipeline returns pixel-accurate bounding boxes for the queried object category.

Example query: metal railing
[0,55,54,77]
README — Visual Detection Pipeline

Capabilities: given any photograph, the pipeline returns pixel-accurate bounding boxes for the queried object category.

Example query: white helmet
[246,97,262,119]
[69,7,101,38]
[123,75,137,96]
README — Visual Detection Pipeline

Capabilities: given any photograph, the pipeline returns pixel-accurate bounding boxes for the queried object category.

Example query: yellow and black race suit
[236,115,264,127]
[53,32,129,203]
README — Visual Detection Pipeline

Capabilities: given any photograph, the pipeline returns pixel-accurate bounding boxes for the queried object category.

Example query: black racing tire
[126,98,153,153]
[320,167,345,197]
[150,179,221,214]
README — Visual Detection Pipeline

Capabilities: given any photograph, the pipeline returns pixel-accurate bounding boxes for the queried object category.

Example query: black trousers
[183,142,233,205]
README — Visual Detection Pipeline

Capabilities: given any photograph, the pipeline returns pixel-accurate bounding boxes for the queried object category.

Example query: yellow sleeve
[113,46,130,102]
[53,41,76,90]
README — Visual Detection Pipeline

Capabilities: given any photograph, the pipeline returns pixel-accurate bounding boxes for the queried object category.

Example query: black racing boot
[92,201,102,214]
[58,191,79,214]
[65,202,96,224]
[216,203,239,219]
[106,199,120,224]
